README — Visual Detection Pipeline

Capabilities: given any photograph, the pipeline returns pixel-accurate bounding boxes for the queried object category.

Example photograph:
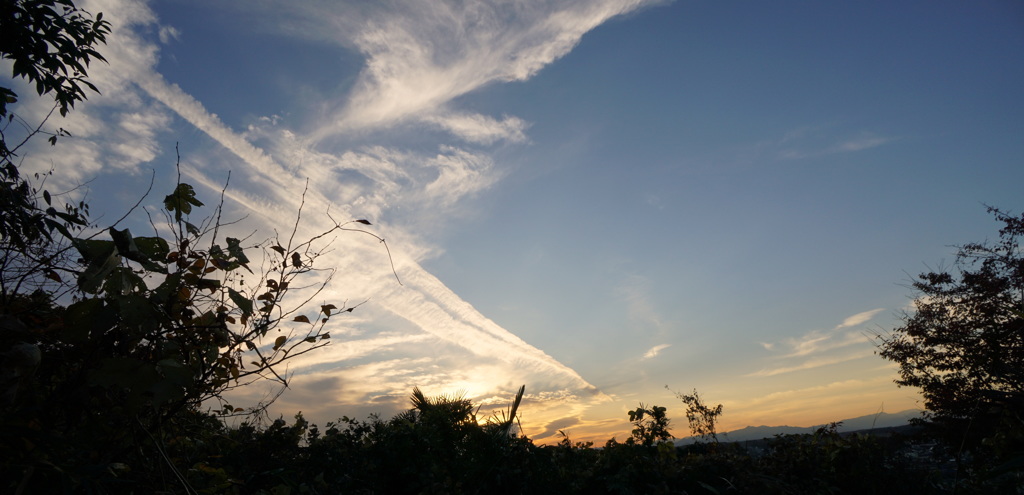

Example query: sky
[4,0,1023,444]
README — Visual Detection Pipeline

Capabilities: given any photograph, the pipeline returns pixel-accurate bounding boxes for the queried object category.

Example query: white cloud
[158,26,181,44]
[746,349,874,377]
[642,344,671,359]
[783,330,832,358]
[293,0,658,139]
[120,0,602,416]
[3,0,678,436]
[732,376,904,424]
[423,112,529,145]
[782,330,868,359]
[773,126,896,161]
[772,308,882,359]
[238,120,502,255]
[135,73,282,179]
[751,309,884,376]
[834,135,893,153]
[836,308,884,329]
[5,0,174,186]
[616,274,667,334]
[422,146,499,206]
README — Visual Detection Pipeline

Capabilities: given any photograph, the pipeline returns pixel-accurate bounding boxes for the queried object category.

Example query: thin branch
[107,169,155,229]
[284,178,310,260]
[5,103,58,158]
[208,171,231,252]
[135,417,197,495]
[326,209,403,285]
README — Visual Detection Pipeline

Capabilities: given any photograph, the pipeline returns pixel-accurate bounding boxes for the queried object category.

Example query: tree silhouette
[878,207,1023,421]
[878,206,1024,473]
[670,387,723,442]
[627,403,672,446]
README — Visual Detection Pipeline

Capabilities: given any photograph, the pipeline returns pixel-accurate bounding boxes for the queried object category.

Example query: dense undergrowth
[7,397,1016,494]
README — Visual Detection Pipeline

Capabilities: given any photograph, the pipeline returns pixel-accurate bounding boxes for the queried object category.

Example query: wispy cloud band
[23,0,641,428]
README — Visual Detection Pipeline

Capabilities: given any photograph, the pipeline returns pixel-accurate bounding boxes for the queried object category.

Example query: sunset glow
[4,0,1021,444]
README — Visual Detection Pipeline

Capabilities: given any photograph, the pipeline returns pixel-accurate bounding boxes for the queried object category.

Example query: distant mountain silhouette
[675,409,922,445]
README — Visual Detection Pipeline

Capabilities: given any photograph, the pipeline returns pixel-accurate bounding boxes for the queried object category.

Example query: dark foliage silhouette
[878,206,1024,488]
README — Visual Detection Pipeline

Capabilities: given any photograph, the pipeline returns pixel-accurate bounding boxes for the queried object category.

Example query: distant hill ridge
[675,409,922,445]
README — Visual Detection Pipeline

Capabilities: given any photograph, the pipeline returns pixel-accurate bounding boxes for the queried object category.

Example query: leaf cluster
[0,0,110,121]
[626,403,672,447]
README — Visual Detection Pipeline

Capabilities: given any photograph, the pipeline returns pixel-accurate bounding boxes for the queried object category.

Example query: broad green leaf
[102,267,147,295]
[156,358,194,389]
[228,288,253,316]
[135,236,170,260]
[62,298,114,342]
[74,239,119,293]
[293,315,310,323]
[226,237,249,264]
[195,278,221,293]
[163,183,204,221]
[114,294,160,331]
[148,379,186,406]
[55,210,87,226]
[273,335,287,350]
[109,227,141,258]
[88,357,147,388]
[152,272,183,302]
[43,217,72,239]
[73,238,116,260]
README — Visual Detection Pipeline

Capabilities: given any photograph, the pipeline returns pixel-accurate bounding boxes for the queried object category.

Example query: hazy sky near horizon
[4,0,1023,443]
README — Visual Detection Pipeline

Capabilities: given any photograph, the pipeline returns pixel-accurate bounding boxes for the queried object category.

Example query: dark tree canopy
[1,0,108,257]
[0,0,110,121]
[879,207,1024,422]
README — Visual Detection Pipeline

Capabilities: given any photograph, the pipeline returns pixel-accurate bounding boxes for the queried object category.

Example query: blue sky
[4,0,1023,442]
